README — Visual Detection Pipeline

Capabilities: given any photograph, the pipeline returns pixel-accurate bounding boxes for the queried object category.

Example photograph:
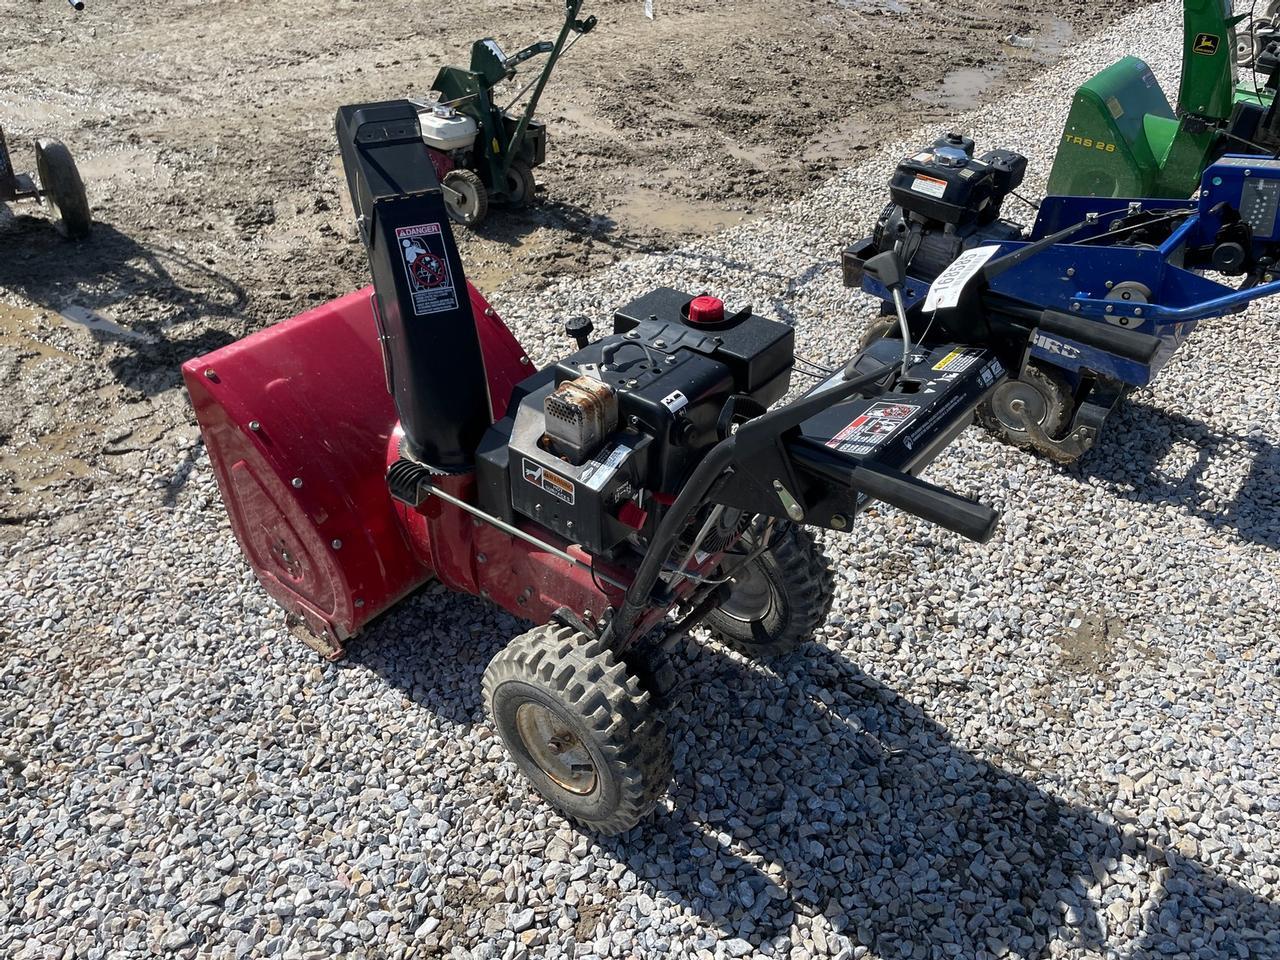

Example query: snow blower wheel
[704,521,834,659]
[483,624,673,835]
[34,138,91,239]
[442,169,488,226]
[857,315,899,352]
[977,363,1073,451]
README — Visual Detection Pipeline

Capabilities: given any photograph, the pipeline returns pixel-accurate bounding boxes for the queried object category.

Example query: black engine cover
[844,135,1028,286]
[476,288,795,555]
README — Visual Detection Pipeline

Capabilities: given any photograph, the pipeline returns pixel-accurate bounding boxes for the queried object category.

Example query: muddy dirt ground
[1,0,1136,526]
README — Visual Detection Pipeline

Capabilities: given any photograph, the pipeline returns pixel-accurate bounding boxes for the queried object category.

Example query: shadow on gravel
[602,647,1280,957]
[0,214,247,397]
[349,577,1279,956]
[1081,402,1280,550]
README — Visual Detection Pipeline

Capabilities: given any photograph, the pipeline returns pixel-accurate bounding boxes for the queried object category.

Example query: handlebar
[789,443,999,543]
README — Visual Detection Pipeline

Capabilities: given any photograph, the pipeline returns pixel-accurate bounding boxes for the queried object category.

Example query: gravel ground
[4,2,1280,959]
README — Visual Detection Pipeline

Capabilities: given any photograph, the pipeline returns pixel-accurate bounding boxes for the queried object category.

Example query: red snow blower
[183,100,1006,834]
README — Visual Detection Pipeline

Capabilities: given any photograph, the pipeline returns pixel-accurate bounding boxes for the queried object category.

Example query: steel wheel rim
[991,380,1049,433]
[514,701,596,795]
[718,560,775,623]
[447,181,480,223]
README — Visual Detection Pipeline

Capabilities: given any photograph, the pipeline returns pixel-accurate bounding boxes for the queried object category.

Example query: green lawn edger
[416,0,596,227]
[1047,0,1280,198]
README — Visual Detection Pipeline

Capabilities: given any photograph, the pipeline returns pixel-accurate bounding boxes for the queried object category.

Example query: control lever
[861,249,912,377]
[565,315,594,349]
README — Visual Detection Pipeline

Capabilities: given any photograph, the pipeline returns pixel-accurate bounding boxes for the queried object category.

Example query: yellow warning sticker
[933,348,982,372]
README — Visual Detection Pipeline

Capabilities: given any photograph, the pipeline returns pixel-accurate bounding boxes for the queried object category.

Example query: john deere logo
[1193,32,1220,56]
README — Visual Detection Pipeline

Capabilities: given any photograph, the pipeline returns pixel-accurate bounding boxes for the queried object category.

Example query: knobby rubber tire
[443,168,489,227]
[483,623,673,835]
[704,520,834,659]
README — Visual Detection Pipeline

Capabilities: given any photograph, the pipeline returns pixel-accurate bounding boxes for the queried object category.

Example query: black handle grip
[850,459,999,543]
[1038,310,1163,365]
[790,443,999,543]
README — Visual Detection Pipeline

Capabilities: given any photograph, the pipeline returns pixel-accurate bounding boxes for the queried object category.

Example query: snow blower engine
[184,101,1005,835]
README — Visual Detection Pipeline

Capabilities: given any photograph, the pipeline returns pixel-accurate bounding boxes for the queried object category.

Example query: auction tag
[922,245,1000,313]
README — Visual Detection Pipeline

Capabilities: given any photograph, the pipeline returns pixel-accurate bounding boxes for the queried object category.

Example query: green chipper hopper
[1047,0,1279,198]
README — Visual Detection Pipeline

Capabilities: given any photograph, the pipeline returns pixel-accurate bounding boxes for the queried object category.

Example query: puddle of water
[911,65,1005,112]
[60,304,157,344]
[1006,16,1076,60]
[75,147,173,190]
[611,191,751,234]
[548,103,619,141]
[0,302,69,363]
[836,0,910,11]
[802,114,878,165]
[724,140,776,170]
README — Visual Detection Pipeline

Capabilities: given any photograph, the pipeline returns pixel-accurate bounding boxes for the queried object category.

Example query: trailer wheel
[977,362,1073,449]
[505,159,536,206]
[34,139,91,239]
[483,623,673,835]
[704,521,833,659]
[442,169,488,227]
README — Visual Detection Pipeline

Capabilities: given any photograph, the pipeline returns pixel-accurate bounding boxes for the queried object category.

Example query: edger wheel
[442,169,489,227]
[34,139,91,239]
[505,159,536,206]
[704,521,834,659]
[483,623,673,835]
[976,362,1073,450]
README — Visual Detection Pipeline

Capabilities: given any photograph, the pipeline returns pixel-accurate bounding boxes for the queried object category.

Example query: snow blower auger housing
[418,0,596,228]
[184,100,1003,835]
[846,134,1280,463]
[0,126,91,239]
[1044,0,1280,198]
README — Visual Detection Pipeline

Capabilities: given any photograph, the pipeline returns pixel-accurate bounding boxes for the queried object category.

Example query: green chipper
[415,0,596,227]
[1047,0,1280,198]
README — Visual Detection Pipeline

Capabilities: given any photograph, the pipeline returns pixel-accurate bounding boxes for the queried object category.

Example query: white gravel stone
[3,2,1280,959]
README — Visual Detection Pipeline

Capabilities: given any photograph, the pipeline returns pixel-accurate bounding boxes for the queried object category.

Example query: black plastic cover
[336,100,491,470]
[888,146,1027,227]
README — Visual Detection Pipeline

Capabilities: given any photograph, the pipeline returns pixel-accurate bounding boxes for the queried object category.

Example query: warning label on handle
[825,401,920,456]
[396,223,459,316]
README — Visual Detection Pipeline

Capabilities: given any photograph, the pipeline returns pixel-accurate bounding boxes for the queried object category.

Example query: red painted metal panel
[183,288,428,650]
[184,279,569,650]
